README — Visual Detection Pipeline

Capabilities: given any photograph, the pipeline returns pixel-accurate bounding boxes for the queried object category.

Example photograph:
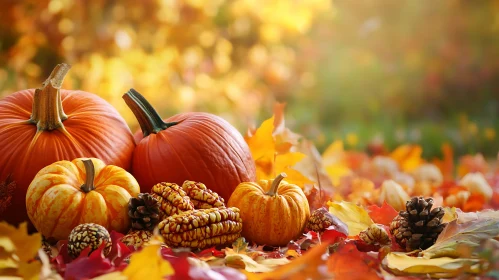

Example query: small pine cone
[68,223,112,259]
[182,180,225,209]
[306,207,349,236]
[158,207,243,249]
[129,193,161,230]
[41,236,55,258]
[359,224,390,246]
[151,182,195,219]
[390,196,447,251]
[122,229,153,249]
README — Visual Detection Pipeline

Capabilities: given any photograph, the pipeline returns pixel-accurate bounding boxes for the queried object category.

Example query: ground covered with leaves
[1,104,499,280]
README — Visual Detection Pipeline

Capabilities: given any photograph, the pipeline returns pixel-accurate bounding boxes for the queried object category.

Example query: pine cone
[128,193,161,230]
[390,196,447,251]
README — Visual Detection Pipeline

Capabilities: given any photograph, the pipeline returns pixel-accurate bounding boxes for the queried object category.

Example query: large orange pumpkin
[26,158,140,240]
[227,173,310,246]
[0,64,135,226]
[123,89,256,200]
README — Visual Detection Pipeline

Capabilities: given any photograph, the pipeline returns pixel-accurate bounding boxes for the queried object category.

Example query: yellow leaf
[246,116,276,162]
[123,245,174,279]
[390,144,424,172]
[0,222,41,263]
[322,140,345,166]
[18,261,42,280]
[327,201,373,236]
[325,165,352,186]
[383,252,482,278]
[281,167,314,188]
[225,248,289,273]
[275,152,306,170]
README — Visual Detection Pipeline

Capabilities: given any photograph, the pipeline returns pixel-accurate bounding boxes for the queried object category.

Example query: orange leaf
[327,242,381,280]
[432,143,454,180]
[244,241,332,280]
[367,202,398,226]
[462,193,486,212]
[246,116,276,163]
[390,144,424,172]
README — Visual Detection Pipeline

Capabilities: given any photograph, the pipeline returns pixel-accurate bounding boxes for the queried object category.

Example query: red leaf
[108,231,133,267]
[328,242,381,280]
[367,202,398,226]
[321,228,347,243]
[64,244,115,279]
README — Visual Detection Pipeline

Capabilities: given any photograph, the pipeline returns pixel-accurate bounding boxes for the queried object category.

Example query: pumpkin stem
[28,63,70,131]
[81,159,96,193]
[267,173,287,196]
[123,88,178,137]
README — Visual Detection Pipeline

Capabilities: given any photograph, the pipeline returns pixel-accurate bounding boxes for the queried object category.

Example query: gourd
[26,158,140,240]
[0,64,135,226]
[227,173,310,246]
[123,88,256,200]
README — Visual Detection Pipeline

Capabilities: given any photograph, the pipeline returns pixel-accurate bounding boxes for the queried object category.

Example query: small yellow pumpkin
[227,173,310,246]
[26,158,140,240]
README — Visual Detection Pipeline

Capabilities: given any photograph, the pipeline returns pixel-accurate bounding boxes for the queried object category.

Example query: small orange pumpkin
[227,173,310,246]
[26,158,140,240]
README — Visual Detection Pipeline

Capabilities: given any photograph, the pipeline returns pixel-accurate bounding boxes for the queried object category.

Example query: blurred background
[1,0,498,158]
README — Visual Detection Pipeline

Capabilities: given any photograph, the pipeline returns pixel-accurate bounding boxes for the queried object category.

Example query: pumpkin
[123,89,256,200]
[0,64,135,226]
[227,173,310,246]
[26,158,140,240]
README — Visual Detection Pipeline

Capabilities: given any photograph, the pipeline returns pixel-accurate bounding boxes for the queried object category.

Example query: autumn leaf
[432,143,454,180]
[225,249,290,273]
[123,244,174,279]
[390,144,424,172]
[246,116,276,164]
[382,252,483,278]
[327,201,373,236]
[64,246,114,279]
[421,209,499,259]
[246,115,313,187]
[244,240,332,280]
[367,202,398,226]
[322,141,353,185]
[232,237,248,253]
[0,222,41,279]
[328,242,381,280]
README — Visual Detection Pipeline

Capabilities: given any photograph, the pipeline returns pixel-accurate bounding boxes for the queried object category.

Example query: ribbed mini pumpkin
[123,89,256,201]
[227,173,310,246]
[26,158,140,240]
[0,64,135,226]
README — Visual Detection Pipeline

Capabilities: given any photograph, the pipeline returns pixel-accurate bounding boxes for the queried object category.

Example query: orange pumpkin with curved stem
[26,158,140,240]
[0,64,135,226]
[227,173,310,246]
[123,89,256,200]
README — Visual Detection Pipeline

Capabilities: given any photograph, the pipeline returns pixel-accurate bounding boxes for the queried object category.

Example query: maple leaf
[322,141,353,185]
[327,201,373,236]
[367,202,398,226]
[245,114,313,188]
[123,244,174,279]
[244,240,332,280]
[328,242,381,280]
[64,245,114,279]
[390,144,424,172]
[421,209,499,259]
[432,143,454,180]
[0,175,16,216]
[0,222,41,279]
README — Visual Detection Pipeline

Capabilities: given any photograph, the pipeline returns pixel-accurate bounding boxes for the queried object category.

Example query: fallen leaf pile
[2,103,499,280]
